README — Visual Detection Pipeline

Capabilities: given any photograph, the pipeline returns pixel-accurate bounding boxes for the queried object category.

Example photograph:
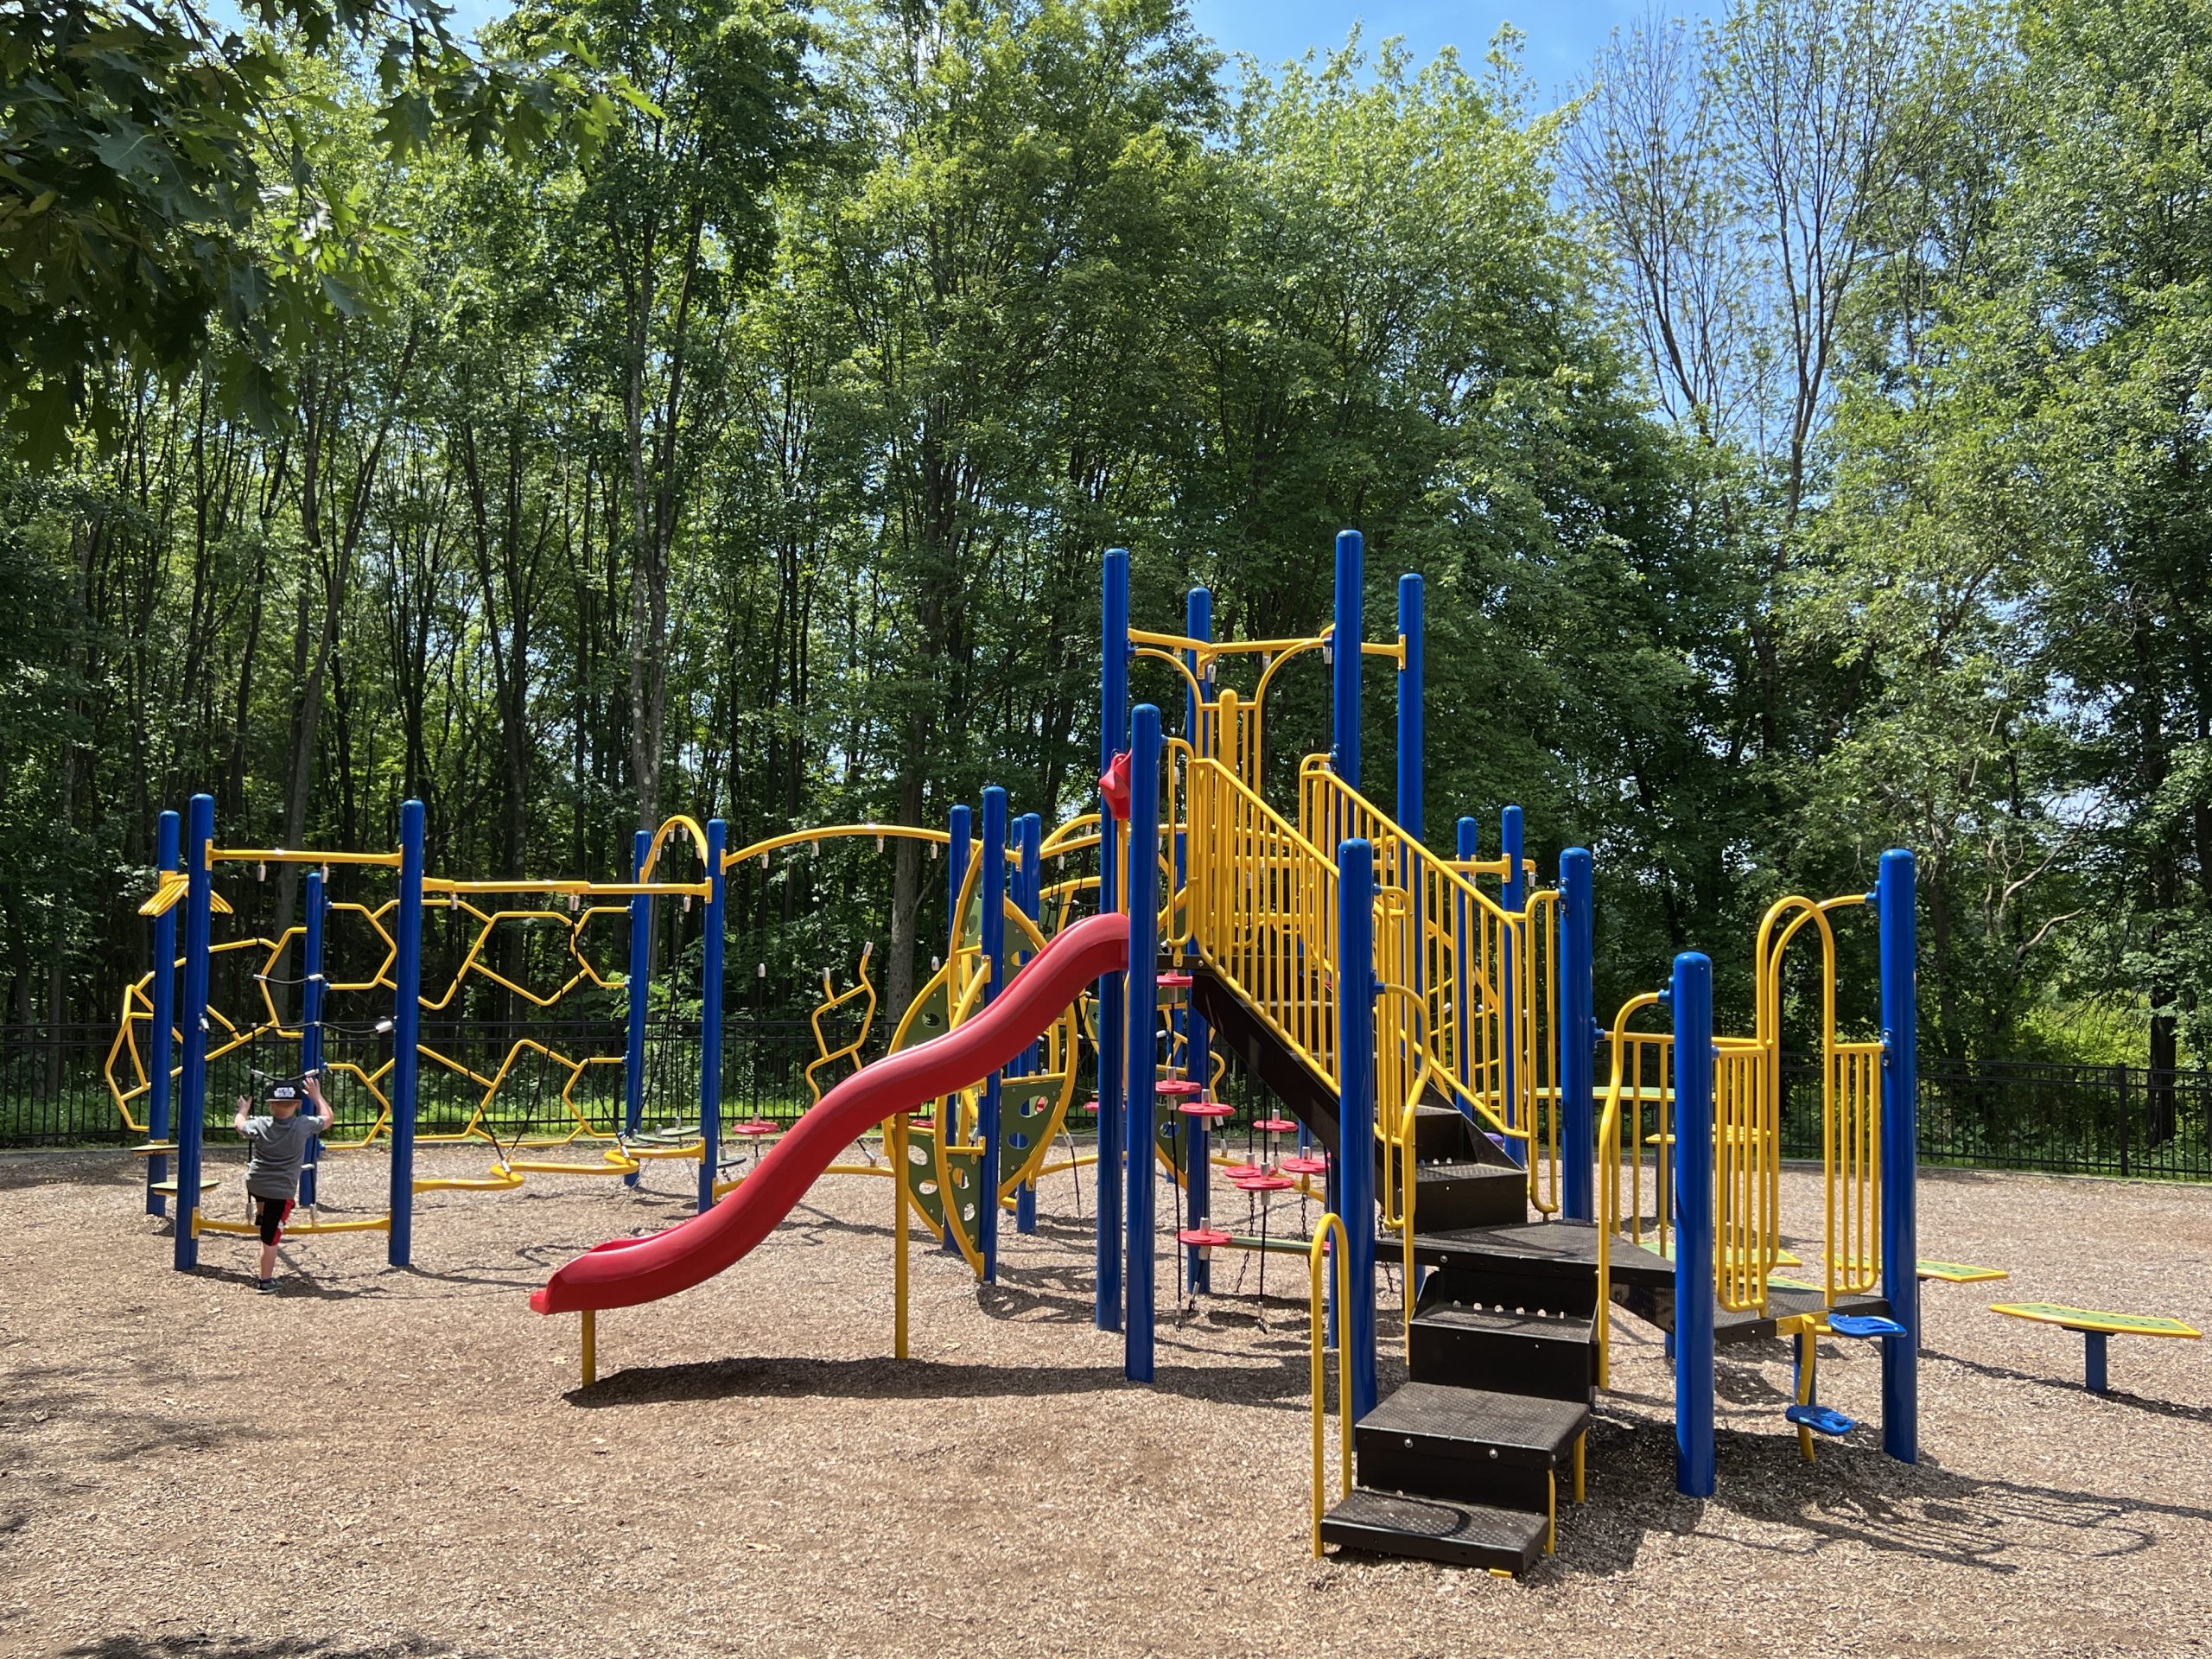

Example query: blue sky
[431,0,1681,104]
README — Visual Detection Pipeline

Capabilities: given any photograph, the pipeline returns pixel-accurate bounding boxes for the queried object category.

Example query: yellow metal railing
[1308,1211,1354,1557]
[1184,756,1341,1090]
[1294,757,1556,1208]
[1595,993,1666,1384]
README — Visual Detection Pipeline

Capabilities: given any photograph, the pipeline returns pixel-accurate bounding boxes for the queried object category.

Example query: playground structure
[122,529,2194,1574]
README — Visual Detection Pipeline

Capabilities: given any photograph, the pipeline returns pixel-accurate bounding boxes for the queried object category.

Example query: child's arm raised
[233,1096,251,1135]
[302,1071,334,1134]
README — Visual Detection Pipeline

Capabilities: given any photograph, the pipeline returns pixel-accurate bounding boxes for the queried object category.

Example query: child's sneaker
[257,1278,276,1294]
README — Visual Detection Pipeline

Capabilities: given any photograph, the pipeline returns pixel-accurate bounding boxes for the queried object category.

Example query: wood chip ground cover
[1,1147,2207,1658]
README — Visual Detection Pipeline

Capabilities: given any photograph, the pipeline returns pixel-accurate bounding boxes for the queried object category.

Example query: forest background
[4,0,2209,1079]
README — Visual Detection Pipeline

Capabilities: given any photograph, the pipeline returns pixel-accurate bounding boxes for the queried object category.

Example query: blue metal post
[1097,550,1129,1330]
[623,830,652,1188]
[1396,574,1423,842]
[979,785,1008,1281]
[1452,817,1476,1111]
[1499,804,1525,1166]
[2083,1332,2108,1394]
[1878,848,1920,1460]
[147,810,180,1218]
[1123,705,1162,1380]
[173,794,214,1271]
[1560,848,1596,1221]
[945,801,972,1256]
[1015,811,1042,1236]
[1332,531,1363,787]
[299,870,327,1207]
[699,819,727,1213]
[1338,838,1380,1420]
[388,798,425,1268]
[1672,950,1715,1497]
[1184,587,1214,1294]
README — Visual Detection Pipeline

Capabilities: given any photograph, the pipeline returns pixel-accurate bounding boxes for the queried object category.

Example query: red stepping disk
[1235,1173,1294,1193]
[1252,1117,1298,1134]
[1156,972,1194,990]
[1177,1101,1234,1121]
[906,1117,937,1133]
[1177,1227,1231,1249]
[1222,1160,1262,1180]
[1279,1154,1328,1176]
[1079,1099,1102,1114]
[732,1119,781,1138]
[1155,1078,1203,1097]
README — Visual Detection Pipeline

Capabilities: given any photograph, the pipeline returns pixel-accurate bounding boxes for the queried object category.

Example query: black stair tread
[1713,1285,1892,1344]
[1413,1219,1675,1288]
[1319,1488,1548,1573]
[1415,1161,1525,1184]
[1359,1382,1588,1465]
[1412,1303,1595,1344]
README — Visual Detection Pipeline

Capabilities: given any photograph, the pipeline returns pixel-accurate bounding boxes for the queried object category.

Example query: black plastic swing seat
[1784,1403,1855,1437]
[1827,1313,1906,1339]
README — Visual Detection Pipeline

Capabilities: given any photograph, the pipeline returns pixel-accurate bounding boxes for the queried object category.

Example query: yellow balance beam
[1991,1302,2201,1339]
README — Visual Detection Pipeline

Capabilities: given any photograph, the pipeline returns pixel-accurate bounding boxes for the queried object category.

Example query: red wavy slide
[530,910,1130,1315]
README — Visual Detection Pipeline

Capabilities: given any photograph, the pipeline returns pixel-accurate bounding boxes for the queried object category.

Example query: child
[232,1072,334,1294]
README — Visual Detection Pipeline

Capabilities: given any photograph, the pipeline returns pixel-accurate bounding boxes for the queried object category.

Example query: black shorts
[254,1197,295,1245]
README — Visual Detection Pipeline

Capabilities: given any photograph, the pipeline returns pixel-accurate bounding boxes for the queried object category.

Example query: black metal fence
[1775,1053,2212,1179]
[5,1020,2209,1180]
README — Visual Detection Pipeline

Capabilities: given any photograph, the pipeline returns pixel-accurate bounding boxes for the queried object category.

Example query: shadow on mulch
[1560,1413,2212,1580]
[564,1347,1319,1412]
[1926,1343,2212,1425]
[64,1638,480,1659]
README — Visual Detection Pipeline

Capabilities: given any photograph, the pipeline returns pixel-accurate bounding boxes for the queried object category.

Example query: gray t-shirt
[242,1111,320,1199]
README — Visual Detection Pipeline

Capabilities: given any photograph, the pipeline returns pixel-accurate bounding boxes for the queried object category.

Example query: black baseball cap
[266,1080,302,1104]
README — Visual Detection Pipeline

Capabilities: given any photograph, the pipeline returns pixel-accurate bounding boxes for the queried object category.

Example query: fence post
[1332,529,1363,787]
[174,793,214,1273]
[1560,848,1595,1221]
[387,798,424,1268]
[1124,705,1161,1381]
[148,809,180,1218]
[623,830,652,1189]
[300,869,327,1208]
[1878,847,1919,1464]
[1672,950,1714,1497]
[1097,549,1128,1330]
[699,818,727,1214]
[1338,837,1380,1421]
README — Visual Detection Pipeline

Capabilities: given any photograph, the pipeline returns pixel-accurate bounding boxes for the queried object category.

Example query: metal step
[1408,1302,1598,1401]
[1355,1381,1587,1511]
[1319,1487,1549,1573]
[1412,1218,1673,1289]
[1394,1162,1528,1231]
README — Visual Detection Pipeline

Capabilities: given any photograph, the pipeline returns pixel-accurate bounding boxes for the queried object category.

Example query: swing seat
[151,1177,221,1197]
[130,1141,181,1157]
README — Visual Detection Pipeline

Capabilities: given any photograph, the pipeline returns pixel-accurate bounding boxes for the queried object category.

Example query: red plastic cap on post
[1099,752,1133,822]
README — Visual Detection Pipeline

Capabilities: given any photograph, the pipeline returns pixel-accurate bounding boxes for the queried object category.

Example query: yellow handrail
[1596,992,1663,1386]
[1309,1211,1354,1557]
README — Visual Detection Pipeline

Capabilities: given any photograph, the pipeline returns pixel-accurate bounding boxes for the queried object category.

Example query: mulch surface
[2,1144,2208,1659]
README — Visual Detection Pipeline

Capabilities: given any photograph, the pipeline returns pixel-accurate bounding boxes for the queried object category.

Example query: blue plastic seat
[1827,1313,1906,1339]
[1784,1403,1856,1437]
